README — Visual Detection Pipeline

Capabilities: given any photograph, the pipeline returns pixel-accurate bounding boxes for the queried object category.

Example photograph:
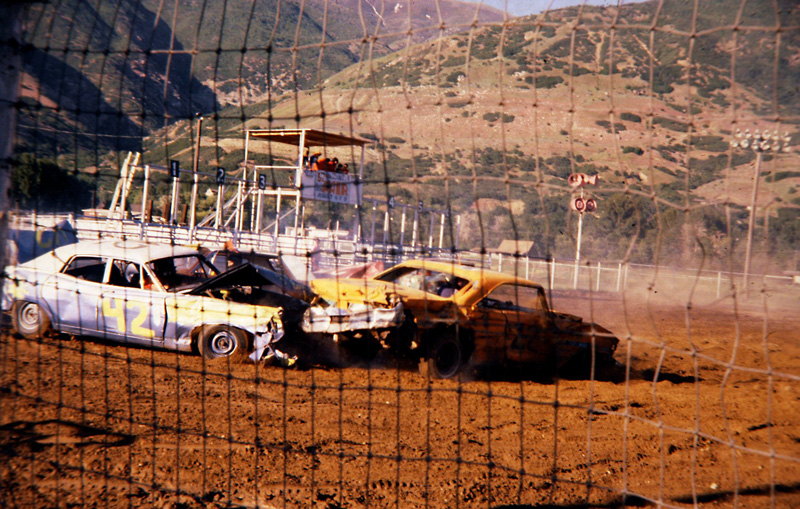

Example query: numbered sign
[418,200,424,212]
[170,160,180,179]
[216,167,225,185]
[258,174,267,190]
[388,196,395,209]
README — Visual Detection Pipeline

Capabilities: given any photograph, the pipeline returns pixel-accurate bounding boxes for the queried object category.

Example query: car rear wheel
[420,335,464,380]
[13,301,51,340]
[198,325,249,361]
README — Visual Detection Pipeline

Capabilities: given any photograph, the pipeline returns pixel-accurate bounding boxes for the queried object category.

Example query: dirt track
[1,290,799,508]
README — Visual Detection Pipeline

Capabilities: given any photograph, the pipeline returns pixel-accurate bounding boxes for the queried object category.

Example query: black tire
[420,335,464,380]
[13,301,51,340]
[198,325,249,361]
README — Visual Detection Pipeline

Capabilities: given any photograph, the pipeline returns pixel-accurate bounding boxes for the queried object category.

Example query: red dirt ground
[1,290,799,508]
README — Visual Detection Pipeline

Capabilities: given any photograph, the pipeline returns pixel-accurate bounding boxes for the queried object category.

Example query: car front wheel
[420,335,464,380]
[198,325,249,361]
[13,301,51,340]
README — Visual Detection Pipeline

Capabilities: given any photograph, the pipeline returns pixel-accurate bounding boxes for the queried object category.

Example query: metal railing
[11,212,797,304]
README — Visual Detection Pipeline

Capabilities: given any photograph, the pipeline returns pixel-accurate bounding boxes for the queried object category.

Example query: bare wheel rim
[208,329,238,357]
[19,303,41,331]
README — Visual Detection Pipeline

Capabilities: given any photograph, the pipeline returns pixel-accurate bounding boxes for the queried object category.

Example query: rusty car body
[308,260,619,378]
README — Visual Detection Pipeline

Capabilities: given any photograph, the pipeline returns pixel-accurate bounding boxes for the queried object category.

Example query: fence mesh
[2,0,800,507]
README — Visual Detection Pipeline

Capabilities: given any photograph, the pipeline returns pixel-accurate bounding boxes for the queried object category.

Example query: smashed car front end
[551,311,619,367]
[304,279,406,334]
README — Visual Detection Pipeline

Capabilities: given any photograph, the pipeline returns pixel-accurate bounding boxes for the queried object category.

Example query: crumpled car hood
[190,262,315,302]
[309,278,401,308]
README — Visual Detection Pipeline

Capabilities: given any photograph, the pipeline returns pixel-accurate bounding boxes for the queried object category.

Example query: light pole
[730,128,792,294]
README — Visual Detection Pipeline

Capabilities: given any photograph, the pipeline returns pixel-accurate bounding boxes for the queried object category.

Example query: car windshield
[146,254,219,292]
[376,266,469,297]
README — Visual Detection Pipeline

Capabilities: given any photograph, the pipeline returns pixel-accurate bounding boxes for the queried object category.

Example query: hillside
[13,0,800,268]
[141,0,800,266]
[16,0,503,157]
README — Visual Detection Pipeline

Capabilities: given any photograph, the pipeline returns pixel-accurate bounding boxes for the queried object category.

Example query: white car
[3,240,286,360]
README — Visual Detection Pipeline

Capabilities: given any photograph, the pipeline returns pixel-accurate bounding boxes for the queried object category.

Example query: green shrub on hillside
[442,55,466,68]
[689,135,728,152]
[448,100,470,108]
[771,171,800,182]
[620,112,642,123]
[523,75,564,88]
[595,120,627,132]
[653,117,690,132]
[651,64,682,94]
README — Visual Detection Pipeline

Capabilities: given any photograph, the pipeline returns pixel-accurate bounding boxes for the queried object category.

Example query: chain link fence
[2,1,800,507]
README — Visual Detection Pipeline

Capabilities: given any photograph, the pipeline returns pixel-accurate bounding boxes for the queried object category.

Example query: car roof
[50,240,200,265]
[385,259,543,289]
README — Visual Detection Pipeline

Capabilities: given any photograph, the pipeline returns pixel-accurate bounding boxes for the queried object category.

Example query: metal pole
[256,189,263,232]
[241,131,250,231]
[573,212,583,289]
[383,207,390,246]
[550,258,556,290]
[428,212,435,248]
[141,165,150,223]
[412,207,419,248]
[742,151,762,296]
[296,130,306,187]
[301,202,306,236]
[455,214,461,253]
[352,204,359,243]
[400,206,407,247]
[624,264,629,291]
[170,174,180,224]
[234,181,243,231]
[250,175,257,232]
[244,130,251,170]
[370,200,377,247]
[189,116,202,231]
[275,188,282,239]
[215,183,223,229]
[118,156,130,219]
[438,213,445,249]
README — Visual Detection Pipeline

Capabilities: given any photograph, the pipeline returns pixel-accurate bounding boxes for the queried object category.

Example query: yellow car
[309,260,619,379]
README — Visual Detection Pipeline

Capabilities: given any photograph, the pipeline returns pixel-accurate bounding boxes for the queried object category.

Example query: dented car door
[469,283,553,365]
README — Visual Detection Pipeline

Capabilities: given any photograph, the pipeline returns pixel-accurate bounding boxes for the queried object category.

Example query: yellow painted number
[129,301,155,339]
[102,298,155,339]
[102,298,126,331]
